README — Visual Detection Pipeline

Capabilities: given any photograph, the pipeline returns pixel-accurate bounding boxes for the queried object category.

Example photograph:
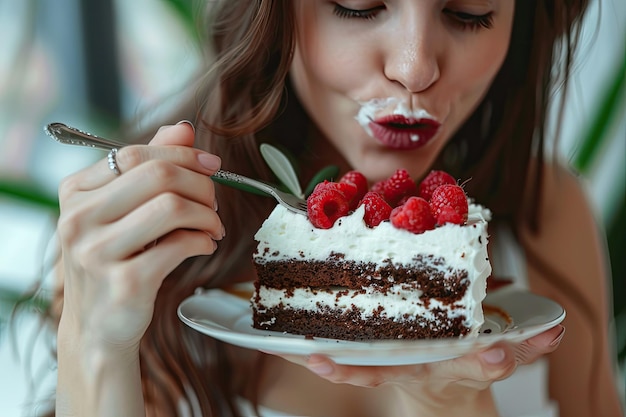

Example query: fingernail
[221,225,226,238]
[480,348,506,364]
[176,120,196,133]
[213,199,219,212]
[198,153,221,171]
[550,326,566,347]
[308,358,334,376]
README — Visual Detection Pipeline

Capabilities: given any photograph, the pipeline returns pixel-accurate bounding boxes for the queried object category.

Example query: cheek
[292,14,371,98]
[291,21,369,152]
[447,36,511,120]
[456,15,513,98]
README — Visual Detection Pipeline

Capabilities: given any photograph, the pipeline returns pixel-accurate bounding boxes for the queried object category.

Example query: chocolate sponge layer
[252,304,470,341]
[254,255,468,304]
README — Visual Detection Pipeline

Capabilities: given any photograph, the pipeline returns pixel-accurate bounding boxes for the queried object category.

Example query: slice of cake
[251,170,492,341]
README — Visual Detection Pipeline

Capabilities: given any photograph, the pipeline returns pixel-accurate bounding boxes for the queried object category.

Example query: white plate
[177,286,565,366]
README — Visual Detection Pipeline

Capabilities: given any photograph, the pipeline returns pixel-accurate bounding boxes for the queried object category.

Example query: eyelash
[332,4,494,31]
[332,4,383,20]
[444,10,494,30]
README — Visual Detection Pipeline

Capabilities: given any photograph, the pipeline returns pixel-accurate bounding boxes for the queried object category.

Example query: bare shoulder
[519,162,608,300]
[519,162,623,417]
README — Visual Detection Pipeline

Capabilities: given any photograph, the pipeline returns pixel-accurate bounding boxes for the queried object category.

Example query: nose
[383,26,441,93]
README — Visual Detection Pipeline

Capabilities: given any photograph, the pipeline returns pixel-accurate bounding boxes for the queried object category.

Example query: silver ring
[107,148,121,175]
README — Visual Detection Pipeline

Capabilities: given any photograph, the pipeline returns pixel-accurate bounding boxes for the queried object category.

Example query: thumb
[149,120,196,147]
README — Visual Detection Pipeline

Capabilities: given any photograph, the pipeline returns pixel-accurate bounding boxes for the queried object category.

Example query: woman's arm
[522,163,624,417]
[56,318,144,417]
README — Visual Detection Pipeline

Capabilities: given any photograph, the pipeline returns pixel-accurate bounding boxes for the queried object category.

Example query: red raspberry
[429,184,468,225]
[358,191,392,227]
[311,180,356,200]
[370,180,386,197]
[389,197,436,234]
[331,181,358,209]
[436,206,465,225]
[418,170,457,201]
[307,183,351,229]
[383,169,417,207]
[339,171,367,210]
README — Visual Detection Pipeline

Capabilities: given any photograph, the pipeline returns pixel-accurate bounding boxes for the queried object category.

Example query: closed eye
[443,9,494,30]
[333,3,385,20]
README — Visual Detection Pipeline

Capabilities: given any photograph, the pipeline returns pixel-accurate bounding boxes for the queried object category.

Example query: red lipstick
[369,115,441,150]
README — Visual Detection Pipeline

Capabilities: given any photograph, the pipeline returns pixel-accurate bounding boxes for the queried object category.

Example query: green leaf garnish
[260,144,304,199]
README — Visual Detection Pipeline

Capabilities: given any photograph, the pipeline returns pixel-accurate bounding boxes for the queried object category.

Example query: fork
[44,122,308,216]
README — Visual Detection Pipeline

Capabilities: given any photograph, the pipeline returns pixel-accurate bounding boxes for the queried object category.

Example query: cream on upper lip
[355,97,437,137]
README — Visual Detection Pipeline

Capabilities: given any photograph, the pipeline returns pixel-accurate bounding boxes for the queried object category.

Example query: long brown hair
[44,1,593,415]
[140,1,295,416]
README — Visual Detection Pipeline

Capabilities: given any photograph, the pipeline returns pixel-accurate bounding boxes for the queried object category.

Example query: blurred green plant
[0,180,59,214]
[573,43,626,173]
[0,182,57,337]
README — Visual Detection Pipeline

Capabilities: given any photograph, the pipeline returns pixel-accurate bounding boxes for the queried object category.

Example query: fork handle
[211,170,277,196]
[45,122,128,150]
[45,122,272,196]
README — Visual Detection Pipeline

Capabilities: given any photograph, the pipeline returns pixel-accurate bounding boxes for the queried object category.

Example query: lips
[369,115,441,150]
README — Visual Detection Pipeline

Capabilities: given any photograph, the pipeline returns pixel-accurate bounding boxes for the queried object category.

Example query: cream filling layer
[255,285,484,334]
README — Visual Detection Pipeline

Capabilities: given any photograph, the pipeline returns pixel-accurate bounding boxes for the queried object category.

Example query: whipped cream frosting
[255,204,490,269]
[355,97,436,138]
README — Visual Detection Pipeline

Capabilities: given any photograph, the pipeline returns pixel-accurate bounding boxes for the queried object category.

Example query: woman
[50,1,623,416]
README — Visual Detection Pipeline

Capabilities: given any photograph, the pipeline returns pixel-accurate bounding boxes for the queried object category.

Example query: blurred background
[0,0,624,415]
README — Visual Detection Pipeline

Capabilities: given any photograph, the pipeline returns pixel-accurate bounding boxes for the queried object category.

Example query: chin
[342,126,450,182]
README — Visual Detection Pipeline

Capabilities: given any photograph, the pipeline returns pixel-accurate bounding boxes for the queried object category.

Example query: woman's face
[290,0,515,182]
